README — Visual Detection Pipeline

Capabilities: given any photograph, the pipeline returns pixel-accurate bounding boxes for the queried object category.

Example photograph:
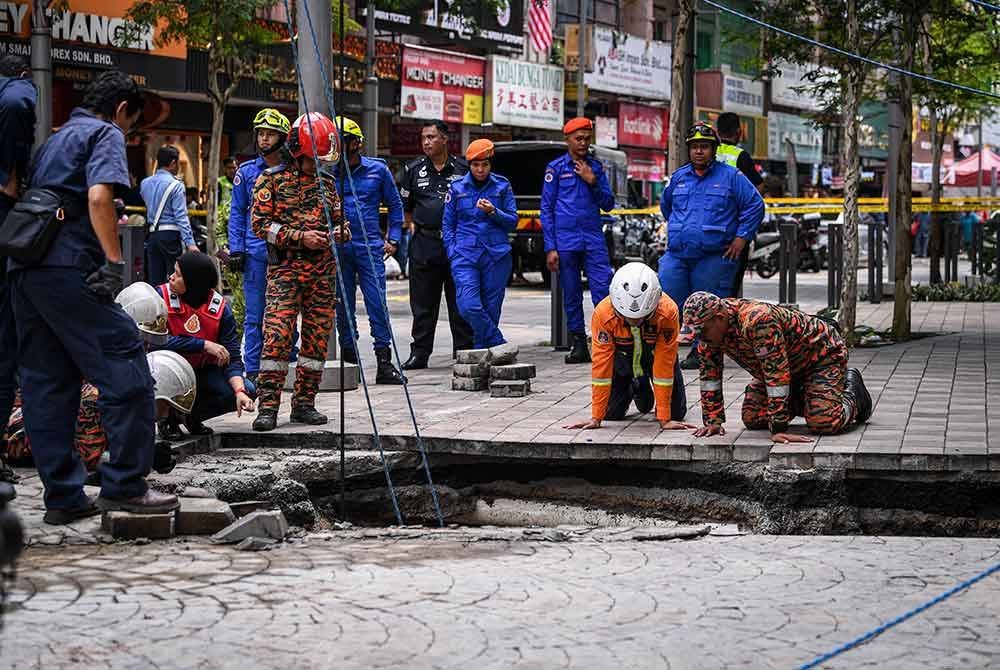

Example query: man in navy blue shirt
[9,70,178,523]
[141,145,198,284]
[0,55,35,482]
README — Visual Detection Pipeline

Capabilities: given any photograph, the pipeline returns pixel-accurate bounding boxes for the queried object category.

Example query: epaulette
[262,164,286,176]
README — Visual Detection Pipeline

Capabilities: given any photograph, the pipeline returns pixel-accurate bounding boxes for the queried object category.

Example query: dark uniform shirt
[0,76,37,189]
[398,154,468,230]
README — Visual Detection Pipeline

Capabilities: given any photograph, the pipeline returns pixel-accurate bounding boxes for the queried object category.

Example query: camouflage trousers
[741,359,855,435]
[258,261,336,411]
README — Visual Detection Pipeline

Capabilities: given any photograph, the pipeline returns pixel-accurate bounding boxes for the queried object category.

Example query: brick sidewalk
[207,301,999,473]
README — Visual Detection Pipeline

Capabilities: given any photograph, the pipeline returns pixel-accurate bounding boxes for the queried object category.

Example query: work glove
[227,252,246,273]
[85,260,125,301]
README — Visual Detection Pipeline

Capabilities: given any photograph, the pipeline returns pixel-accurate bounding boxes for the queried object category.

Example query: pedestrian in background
[331,116,405,384]
[442,139,518,350]
[0,54,35,483]
[914,211,931,258]
[141,145,199,284]
[659,122,764,370]
[540,116,616,364]
[8,70,178,522]
[398,120,473,370]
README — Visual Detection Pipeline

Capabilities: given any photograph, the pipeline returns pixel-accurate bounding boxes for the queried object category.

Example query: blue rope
[798,559,1000,669]
[703,0,1000,102]
[968,0,1000,12]
[278,0,403,526]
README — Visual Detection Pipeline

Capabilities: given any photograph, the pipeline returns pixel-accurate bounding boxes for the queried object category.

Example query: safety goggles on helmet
[334,116,364,144]
[686,122,720,146]
[253,108,291,135]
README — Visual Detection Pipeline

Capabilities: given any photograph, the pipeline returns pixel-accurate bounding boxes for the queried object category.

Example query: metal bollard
[867,220,883,304]
[778,221,798,306]
[827,222,843,309]
[118,221,146,288]
[944,220,953,283]
[971,224,983,275]
[951,223,960,282]
[550,269,570,351]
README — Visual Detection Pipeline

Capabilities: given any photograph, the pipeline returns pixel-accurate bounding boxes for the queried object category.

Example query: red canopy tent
[948,149,1000,187]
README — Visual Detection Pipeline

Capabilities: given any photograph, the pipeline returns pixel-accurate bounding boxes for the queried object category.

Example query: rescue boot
[340,346,358,365]
[289,405,328,425]
[564,333,591,364]
[845,368,873,425]
[157,417,185,441]
[252,409,278,432]
[375,347,406,385]
[680,348,701,370]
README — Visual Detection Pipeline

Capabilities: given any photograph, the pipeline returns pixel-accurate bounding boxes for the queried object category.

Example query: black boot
[252,409,278,432]
[845,368,873,425]
[289,405,328,425]
[402,353,429,370]
[341,347,358,364]
[680,348,701,370]
[564,333,591,364]
[157,417,185,441]
[375,347,405,385]
[153,440,176,474]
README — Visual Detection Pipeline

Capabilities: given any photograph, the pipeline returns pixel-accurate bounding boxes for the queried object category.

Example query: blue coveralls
[227,156,284,376]
[333,157,404,354]
[540,153,616,335]
[140,168,197,285]
[0,76,36,437]
[442,172,518,349]
[9,108,154,510]
[658,160,764,321]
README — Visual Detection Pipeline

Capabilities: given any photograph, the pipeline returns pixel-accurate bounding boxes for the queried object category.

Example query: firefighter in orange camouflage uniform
[250,112,350,432]
[682,291,873,444]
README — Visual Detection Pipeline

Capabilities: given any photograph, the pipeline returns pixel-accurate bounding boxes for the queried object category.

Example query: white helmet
[610,262,661,320]
[116,282,168,346]
[147,350,197,414]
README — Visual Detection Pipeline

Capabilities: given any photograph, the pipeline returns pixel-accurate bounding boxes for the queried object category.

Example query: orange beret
[563,117,593,135]
[465,138,495,161]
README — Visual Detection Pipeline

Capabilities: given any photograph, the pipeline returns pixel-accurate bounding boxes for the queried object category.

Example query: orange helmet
[288,112,340,161]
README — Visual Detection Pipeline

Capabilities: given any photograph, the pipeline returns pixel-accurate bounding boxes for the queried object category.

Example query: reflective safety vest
[160,284,225,369]
[717,142,742,168]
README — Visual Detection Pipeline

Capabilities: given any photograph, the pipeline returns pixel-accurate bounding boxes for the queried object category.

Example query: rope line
[278,0,403,525]
[798,559,1000,669]
[968,0,1000,12]
[703,0,1000,101]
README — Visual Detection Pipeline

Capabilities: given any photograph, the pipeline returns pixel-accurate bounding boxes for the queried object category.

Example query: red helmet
[288,112,340,162]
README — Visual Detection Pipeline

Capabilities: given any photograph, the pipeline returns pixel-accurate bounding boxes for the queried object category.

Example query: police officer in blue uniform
[140,144,199,284]
[659,122,764,369]
[226,108,290,380]
[8,70,178,523]
[331,117,405,384]
[540,116,616,364]
[0,55,36,481]
[443,139,518,349]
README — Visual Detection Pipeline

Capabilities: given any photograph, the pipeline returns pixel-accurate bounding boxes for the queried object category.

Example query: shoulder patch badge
[597,331,610,344]
[444,192,451,203]
[663,175,671,189]
[233,174,241,186]
[184,314,201,334]
[544,172,554,183]
[256,188,272,203]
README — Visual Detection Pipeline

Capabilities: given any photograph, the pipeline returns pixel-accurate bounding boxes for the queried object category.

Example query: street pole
[978,113,984,199]
[681,5,695,136]
[886,69,901,287]
[296,0,331,118]
[30,0,51,148]
[576,0,588,116]
[362,0,378,156]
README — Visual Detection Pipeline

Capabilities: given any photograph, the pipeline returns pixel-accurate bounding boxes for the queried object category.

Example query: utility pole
[886,68,901,288]
[978,113,984,199]
[30,0,51,147]
[576,0,589,116]
[297,0,331,118]
[362,0,378,155]
[668,0,696,174]
[681,3,695,137]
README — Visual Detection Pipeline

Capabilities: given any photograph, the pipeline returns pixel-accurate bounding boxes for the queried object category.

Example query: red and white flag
[529,0,553,53]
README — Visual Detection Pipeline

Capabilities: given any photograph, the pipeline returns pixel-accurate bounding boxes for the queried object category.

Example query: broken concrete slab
[175,497,236,535]
[212,509,289,544]
[490,364,536,381]
[453,376,488,391]
[487,342,519,366]
[102,511,175,540]
[490,379,531,398]
[453,363,491,379]
[456,349,491,364]
[235,536,278,551]
[230,501,273,518]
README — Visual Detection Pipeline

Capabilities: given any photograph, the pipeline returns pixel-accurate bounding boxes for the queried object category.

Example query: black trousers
[0,193,17,434]
[190,366,256,423]
[606,348,687,421]
[145,231,183,286]
[407,231,473,358]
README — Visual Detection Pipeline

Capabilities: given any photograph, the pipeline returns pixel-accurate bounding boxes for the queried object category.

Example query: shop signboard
[625,147,665,182]
[401,45,485,125]
[770,59,836,112]
[486,56,564,131]
[595,116,617,147]
[362,0,524,54]
[617,102,667,148]
[722,73,763,115]
[768,111,823,164]
[584,27,670,100]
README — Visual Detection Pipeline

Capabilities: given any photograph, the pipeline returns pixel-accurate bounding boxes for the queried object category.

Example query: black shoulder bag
[0,188,77,265]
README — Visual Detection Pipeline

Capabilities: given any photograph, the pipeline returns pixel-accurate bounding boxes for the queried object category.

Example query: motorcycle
[749,215,781,278]
[798,213,826,272]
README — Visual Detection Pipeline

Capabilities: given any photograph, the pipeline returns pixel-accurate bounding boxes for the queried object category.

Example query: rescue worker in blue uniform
[442,139,518,349]
[540,117,616,364]
[331,116,405,384]
[226,108,291,380]
[659,122,765,369]
[8,70,178,523]
[0,55,36,482]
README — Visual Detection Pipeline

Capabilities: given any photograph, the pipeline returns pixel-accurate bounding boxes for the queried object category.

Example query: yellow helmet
[253,108,291,135]
[334,116,364,144]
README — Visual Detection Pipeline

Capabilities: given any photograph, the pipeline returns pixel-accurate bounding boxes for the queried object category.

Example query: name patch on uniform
[597,331,610,344]
[544,172,553,183]
[184,314,201,334]
[256,188,272,203]
[417,180,430,187]
[560,173,574,180]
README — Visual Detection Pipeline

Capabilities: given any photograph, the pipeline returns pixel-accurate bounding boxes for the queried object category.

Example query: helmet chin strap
[257,138,285,157]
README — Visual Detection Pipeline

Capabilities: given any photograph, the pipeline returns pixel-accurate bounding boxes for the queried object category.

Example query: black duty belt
[416,227,442,240]
[283,249,328,261]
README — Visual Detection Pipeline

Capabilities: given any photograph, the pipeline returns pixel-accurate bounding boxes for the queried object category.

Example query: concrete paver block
[490,364,537,381]
[453,363,491,379]
[229,501,273,518]
[212,510,288,544]
[488,342,519,365]
[102,511,175,540]
[175,497,236,535]
[453,376,488,391]
[456,349,491,364]
[491,380,530,398]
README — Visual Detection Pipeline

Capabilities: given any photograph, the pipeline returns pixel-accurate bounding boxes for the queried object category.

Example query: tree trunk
[928,113,946,284]
[206,100,224,260]
[837,0,863,341]
[891,12,915,341]
[668,0,694,175]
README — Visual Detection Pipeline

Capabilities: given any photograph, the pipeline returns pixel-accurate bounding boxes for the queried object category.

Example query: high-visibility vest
[717,142,742,167]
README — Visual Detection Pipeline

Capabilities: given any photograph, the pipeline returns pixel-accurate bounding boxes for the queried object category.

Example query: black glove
[227,252,246,273]
[85,260,125,300]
